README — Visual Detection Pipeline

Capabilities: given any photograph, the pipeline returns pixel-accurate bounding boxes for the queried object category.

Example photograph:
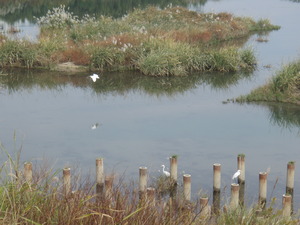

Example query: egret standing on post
[161,165,170,177]
[232,169,241,184]
[90,74,99,82]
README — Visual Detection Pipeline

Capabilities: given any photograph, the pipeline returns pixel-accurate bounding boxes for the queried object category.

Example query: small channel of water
[0,0,300,209]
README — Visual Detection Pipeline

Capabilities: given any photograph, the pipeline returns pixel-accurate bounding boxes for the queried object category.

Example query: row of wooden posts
[22,155,295,217]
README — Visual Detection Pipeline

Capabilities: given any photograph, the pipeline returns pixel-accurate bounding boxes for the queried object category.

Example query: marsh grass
[0,5,279,75]
[237,60,300,105]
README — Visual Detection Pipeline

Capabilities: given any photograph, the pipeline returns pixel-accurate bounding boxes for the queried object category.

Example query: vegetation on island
[237,60,300,105]
[0,5,280,76]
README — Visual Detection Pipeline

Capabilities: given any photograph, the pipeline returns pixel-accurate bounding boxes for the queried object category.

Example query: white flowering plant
[36,5,79,28]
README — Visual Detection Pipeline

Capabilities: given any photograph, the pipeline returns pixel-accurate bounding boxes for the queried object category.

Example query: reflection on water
[0,0,207,24]
[0,69,252,97]
[256,102,300,130]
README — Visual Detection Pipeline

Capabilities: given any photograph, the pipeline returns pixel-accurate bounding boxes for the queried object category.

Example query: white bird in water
[232,169,241,184]
[89,73,99,82]
[91,123,100,130]
[161,165,170,177]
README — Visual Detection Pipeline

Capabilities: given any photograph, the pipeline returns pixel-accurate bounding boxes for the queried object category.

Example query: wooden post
[230,183,239,209]
[213,163,221,214]
[146,187,156,206]
[237,154,245,184]
[24,162,32,183]
[286,161,295,195]
[282,194,292,217]
[170,156,178,197]
[200,197,210,219]
[96,158,104,196]
[105,175,113,200]
[139,167,147,199]
[63,168,71,196]
[170,156,178,183]
[183,174,191,201]
[213,163,221,192]
[259,172,267,207]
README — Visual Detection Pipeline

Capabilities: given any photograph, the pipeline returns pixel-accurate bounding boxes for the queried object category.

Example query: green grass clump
[237,60,300,105]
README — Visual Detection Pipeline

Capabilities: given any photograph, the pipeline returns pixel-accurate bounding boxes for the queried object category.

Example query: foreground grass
[237,60,300,105]
[0,147,298,224]
[0,5,280,76]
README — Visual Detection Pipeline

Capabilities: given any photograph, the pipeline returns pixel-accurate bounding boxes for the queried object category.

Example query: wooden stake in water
[146,187,156,206]
[259,172,267,207]
[183,174,191,201]
[170,156,178,183]
[200,197,210,219]
[96,158,104,195]
[286,161,295,195]
[213,163,221,192]
[24,162,33,183]
[230,183,239,209]
[237,154,245,184]
[105,175,113,200]
[63,168,71,196]
[282,194,292,217]
[213,163,221,214]
[139,167,148,199]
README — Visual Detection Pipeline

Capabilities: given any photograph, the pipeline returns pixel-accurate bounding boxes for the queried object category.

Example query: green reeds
[237,60,300,104]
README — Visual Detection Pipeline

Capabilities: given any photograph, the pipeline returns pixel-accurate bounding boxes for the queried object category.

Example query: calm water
[1,0,300,209]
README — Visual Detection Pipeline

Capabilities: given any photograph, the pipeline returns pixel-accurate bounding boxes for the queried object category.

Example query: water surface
[1,0,300,209]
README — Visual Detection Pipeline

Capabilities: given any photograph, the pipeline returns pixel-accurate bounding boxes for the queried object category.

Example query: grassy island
[0,5,280,76]
[237,60,300,105]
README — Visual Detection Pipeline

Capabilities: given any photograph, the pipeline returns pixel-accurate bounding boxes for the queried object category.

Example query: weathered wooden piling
[139,167,148,199]
[282,194,292,217]
[183,174,191,201]
[63,168,71,196]
[146,187,156,205]
[213,163,221,214]
[200,197,210,219]
[213,163,221,192]
[169,156,178,197]
[170,156,178,183]
[259,172,267,207]
[230,183,239,209]
[105,175,114,200]
[96,158,104,196]
[24,162,33,183]
[286,161,295,196]
[237,154,245,184]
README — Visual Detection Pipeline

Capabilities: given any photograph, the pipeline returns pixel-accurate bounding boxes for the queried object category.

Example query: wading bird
[161,165,170,177]
[90,73,99,82]
[232,169,241,184]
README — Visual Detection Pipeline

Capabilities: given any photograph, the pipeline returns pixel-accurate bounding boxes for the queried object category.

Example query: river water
[1,0,300,209]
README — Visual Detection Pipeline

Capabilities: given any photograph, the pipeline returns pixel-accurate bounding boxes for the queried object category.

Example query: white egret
[91,123,99,130]
[89,73,99,82]
[161,165,170,177]
[232,169,241,184]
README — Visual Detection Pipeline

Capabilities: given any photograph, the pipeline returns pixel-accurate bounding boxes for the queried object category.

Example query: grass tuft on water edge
[237,59,300,105]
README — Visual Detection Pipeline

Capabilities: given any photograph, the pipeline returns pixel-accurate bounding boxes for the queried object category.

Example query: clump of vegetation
[237,60,300,105]
[0,5,280,75]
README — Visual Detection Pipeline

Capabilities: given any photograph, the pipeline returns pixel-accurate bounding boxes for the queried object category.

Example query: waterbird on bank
[90,73,99,82]
[232,169,241,184]
[161,165,170,177]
